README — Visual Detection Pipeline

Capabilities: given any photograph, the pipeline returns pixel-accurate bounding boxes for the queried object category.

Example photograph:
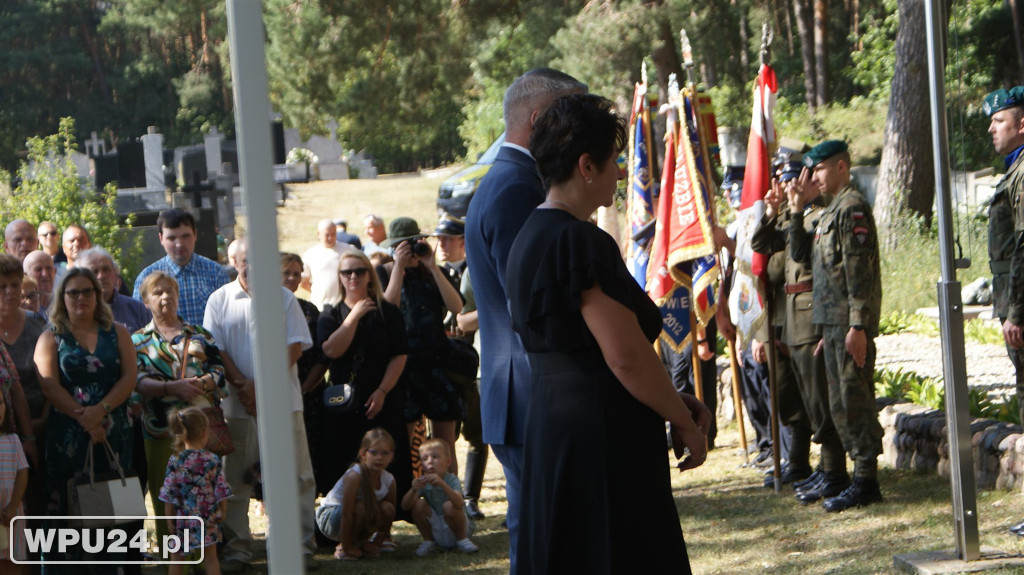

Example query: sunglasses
[64,287,96,299]
[339,268,370,278]
[39,231,58,238]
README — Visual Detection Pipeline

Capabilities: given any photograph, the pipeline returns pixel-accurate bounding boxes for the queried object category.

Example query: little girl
[315,428,397,560]
[0,391,28,574]
[160,407,232,575]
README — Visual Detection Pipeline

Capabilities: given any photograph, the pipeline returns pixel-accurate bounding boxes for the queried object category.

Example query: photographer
[380,217,465,475]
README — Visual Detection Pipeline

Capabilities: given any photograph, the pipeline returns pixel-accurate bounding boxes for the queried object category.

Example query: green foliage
[905,377,945,411]
[878,310,915,335]
[849,0,898,102]
[0,118,144,279]
[963,319,1004,346]
[968,388,1020,425]
[880,210,989,316]
[874,367,944,411]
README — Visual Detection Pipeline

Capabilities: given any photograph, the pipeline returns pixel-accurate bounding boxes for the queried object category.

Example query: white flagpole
[225,1,303,573]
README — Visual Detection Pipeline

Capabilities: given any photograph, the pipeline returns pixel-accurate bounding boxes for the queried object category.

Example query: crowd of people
[0,72,1022,575]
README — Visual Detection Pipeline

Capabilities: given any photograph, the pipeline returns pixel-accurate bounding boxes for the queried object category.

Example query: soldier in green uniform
[983,87,1024,536]
[792,140,883,512]
[752,143,851,503]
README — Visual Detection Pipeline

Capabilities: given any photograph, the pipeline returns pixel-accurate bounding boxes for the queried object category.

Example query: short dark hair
[157,208,196,234]
[529,93,626,185]
[0,253,24,280]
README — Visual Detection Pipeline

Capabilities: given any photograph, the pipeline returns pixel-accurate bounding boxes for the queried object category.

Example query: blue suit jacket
[465,146,545,446]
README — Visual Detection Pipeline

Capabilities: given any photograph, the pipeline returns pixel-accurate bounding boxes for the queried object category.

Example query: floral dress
[44,325,133,516]
[159,449,232,548]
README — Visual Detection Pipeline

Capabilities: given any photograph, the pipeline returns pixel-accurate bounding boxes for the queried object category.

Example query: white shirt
[302,243,345,310]
[203,280,312,418]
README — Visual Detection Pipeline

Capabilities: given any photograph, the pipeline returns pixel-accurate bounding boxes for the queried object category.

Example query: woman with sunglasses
[316,248,413,525]
[34,268,138,569]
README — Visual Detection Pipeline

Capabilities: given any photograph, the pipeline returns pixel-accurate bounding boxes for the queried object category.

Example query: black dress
[507,208,691,574]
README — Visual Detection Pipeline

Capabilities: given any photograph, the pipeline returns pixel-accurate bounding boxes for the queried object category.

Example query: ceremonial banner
[626,79,656,287]
[647,77,718,351]
[729,63,777,341]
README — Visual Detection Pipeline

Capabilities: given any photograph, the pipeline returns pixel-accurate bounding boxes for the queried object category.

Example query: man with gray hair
[4,219,38,261]
[75,247,151,333]
[465,68,586,569]
[23,250,56,310]
[363,213,388,257]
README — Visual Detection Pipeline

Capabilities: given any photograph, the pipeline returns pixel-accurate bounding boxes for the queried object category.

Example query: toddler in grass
[316,428,397,560]
[402,438,478,556]
[159,407,232,575]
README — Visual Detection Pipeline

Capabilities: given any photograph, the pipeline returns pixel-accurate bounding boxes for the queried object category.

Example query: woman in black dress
[506,93,711,574]
[316,248,413,518]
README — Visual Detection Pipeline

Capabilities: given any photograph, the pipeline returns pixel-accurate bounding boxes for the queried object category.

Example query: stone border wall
[879,399,1024,491]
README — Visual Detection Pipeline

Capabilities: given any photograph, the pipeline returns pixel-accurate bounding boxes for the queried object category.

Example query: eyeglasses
[22,292,41,301]
[64,288,95,300]
[339,268,369,278]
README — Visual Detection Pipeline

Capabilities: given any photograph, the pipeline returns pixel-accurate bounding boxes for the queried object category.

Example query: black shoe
[763,465,813,488]
[1009,519,1024,535]
[793,470,823,491]
[753,448,772,466]
[466,499,485,520]
[795,473,851,504]
[822,478,882,512]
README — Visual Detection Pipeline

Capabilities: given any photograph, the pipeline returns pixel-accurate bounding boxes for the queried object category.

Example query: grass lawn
[176,176,1024,573]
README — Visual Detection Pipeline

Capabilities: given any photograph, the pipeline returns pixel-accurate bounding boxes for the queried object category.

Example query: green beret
[802,140,848,168]
[984,87,1024,117]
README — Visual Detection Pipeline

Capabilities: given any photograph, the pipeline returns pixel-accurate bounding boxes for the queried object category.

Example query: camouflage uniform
[991,151,1024,424]
[753,198,847,476]
[810,184,883,480]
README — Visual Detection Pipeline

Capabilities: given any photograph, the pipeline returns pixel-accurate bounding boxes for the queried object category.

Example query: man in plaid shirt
[133,208,229,325]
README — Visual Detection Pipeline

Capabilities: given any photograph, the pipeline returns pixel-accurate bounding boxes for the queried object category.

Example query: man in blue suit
[465,68,586,569]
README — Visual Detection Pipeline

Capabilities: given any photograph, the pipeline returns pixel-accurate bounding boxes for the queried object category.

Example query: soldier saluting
[791,140,884,512]
[983,86,1024,537]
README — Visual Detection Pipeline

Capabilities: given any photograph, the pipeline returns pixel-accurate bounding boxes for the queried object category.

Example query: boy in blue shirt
[401,438,478,556]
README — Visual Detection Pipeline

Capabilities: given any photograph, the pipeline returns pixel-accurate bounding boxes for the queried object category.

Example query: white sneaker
[415,540,438,557]
[455,538,479,554]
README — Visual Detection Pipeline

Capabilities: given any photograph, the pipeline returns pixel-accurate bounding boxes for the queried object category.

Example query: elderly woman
[317,248,412,512]
[505,94,710,574]
[132,271,225,546]
[34,268,137,568]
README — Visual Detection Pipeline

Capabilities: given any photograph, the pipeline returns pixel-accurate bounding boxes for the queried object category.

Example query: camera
[407,238,433,258]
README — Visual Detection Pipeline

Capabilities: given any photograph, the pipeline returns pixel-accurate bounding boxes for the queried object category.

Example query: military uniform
[753,197,848,491]
[751,206,813,480]
[992,149,1024,424]
[809,183,883,482]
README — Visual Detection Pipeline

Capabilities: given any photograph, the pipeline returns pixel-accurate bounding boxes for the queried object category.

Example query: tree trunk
[736,0,750,70]
[813,0,828,108]
[793,0,816,112]
[782,0,795,55]
[1008,0,1024,83]
[875,0,934,244]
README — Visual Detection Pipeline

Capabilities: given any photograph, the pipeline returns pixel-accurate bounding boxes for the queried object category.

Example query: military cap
[983,86,1024,117]
[802,140,849,168]
[773,138,809,181]
[433,214,465,237]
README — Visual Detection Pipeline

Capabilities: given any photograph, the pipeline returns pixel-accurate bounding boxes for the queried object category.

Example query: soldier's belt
[990,260,1011,274]
[784,281,813,294]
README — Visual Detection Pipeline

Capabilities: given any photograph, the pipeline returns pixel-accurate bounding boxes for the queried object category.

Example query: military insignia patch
[853,226,870,245]
[852,211,864,220]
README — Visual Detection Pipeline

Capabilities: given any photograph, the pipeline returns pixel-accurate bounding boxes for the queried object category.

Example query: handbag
[179,332,235,456]
[67,440,147,528]
[322,304,367,414]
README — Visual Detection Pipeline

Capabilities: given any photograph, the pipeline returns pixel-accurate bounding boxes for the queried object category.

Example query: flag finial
[760,23,774,66]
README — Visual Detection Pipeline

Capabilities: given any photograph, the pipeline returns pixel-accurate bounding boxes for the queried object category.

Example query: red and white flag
[728,63,777,341]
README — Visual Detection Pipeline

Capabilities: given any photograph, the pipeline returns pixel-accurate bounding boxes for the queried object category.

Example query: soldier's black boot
[1008,519,1024,536]
[463,450,487,520]
[822,477,882,512]
[795,472,850,504]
